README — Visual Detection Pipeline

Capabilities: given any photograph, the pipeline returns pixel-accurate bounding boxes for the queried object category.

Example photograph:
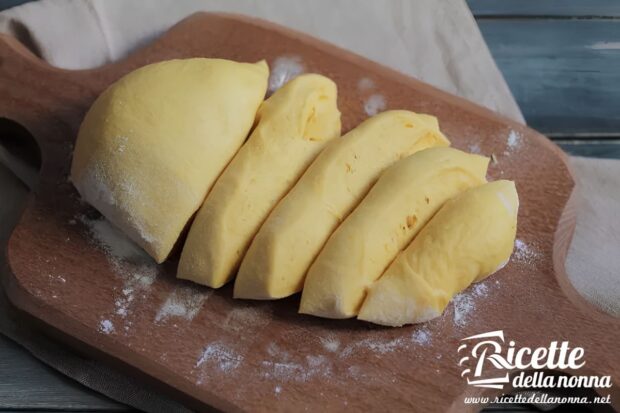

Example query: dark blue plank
[0,0,34,11]
[556,139,620,158]
[479,20,620,136]
[468,0,620,17]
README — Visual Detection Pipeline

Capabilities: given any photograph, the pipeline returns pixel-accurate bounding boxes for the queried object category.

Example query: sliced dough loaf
[358,180,519,327]
[234,110,450,300]
[300,147,489,318]
[71,58,269,263]
[178,74,341,287]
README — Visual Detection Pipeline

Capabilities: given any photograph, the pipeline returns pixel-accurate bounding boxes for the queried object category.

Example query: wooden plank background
[470,1,620,159]
[469,0,620,17]
[0,335,130,411]
[478,20,620,136]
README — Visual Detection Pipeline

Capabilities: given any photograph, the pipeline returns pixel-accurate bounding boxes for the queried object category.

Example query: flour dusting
[468,143,481,154]
[48,274,66,284]
[78,164,116,209]
[340,327,432,359]
[261,355,332,383]
[155,286,210,323]
[513,238,539,264]
[196,343,243,372]
[357,77,375,91]
[506,130,522,151]
[268,56,304,93]
[452,283,489,327]
[411,327,431,345]
[267,342,289,359]
[223,305,272,333]
[99,319,115,334]
[320,336,340,352]
[364,94,386,116]
[261,360,307,380]
[81,215,146,261]
[80,216,159,323]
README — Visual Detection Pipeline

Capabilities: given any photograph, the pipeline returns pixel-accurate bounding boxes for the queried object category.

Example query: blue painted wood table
[0,0,618,412]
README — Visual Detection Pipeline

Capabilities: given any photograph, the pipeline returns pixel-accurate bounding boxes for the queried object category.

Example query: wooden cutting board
[1,13,618,412]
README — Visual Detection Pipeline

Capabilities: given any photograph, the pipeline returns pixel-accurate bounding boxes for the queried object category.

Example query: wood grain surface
[0,12,618,412]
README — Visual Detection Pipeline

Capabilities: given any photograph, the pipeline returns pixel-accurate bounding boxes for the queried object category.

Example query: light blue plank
[556,139,620,158]
[468,0,620,17]
[479,20,620,135]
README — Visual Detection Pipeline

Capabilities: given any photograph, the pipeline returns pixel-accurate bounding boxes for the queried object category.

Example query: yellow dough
[177,74,341,287]
[300,147,489,318]
[358,180,519,327]
[234,110,450,299]
[71,58,268,263]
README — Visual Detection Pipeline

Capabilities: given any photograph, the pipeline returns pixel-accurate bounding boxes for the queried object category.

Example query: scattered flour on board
[48,273,66,284]
[196,342,243,372]
[513,238,540,264]
[364,94,386,116]
[268,56,304,93]
[223,305,272,333]
[79,216,159,323]
[260,354,332,383]
[340,326,432,359]
[357,77,375,92]
[155,286,210,323]
[468,143,481,154]
[267,342,289,359]
[358,77,386,116]
[80,215,145,260]
[452,283,490,327]
[99,319,115,334]
[205,341,331,384]
[320,336,340,352]
[504,129,522,155]
[411,328,431,345]
[76,158,157,246]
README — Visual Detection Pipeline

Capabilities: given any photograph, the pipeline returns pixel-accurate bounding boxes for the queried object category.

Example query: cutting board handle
[0,34,46,188]
[0,32,48,68]
[0,32,108,190]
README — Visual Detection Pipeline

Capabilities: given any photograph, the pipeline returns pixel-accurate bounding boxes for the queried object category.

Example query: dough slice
[71,58,269,263]
[300,147,489,318]
[178,74,341,287]
[358,180,519,327]
[234,110,450,300]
